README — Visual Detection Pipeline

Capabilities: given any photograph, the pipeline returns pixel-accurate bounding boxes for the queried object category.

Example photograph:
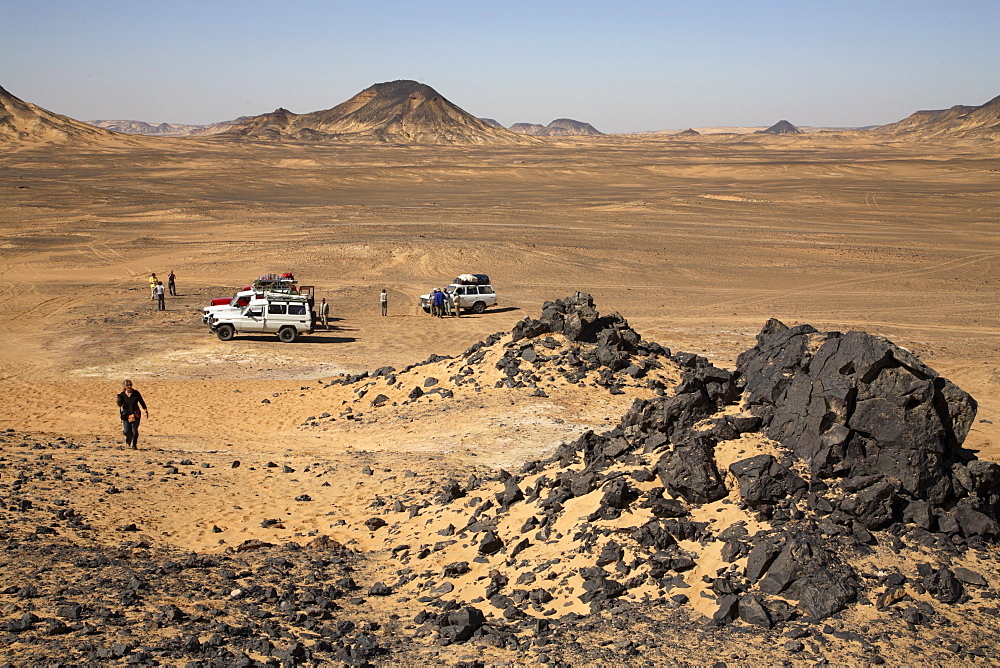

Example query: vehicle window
[289,304,306,315]
[458,287,469,295]
[268,304,287,315]
[478,286,492,294]
[246,307,263,317]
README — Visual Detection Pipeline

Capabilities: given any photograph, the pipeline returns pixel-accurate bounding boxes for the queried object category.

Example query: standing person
[167,270,176,296]
[155,281,166,310]
[149,273,158,299]
[318,298,330,329]
[451,290,461,317]
[379,288,388,316]
[116,379,148,449]
[433,288,446,318]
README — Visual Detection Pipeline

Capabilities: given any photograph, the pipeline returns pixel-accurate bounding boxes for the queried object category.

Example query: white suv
[209,293,314,342]
[420,283,497,314]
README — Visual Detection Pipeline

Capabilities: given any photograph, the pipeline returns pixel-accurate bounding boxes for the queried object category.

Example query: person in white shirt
[318,298,330,329]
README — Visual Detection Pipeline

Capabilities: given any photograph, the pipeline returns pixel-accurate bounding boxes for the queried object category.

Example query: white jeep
[208,293,314,342]
[420,283,497,314]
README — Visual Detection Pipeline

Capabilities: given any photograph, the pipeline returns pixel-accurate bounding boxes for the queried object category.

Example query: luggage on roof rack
[455,273,490,285]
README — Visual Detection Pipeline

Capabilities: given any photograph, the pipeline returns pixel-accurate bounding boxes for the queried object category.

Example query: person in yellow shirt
[148,273,158,300]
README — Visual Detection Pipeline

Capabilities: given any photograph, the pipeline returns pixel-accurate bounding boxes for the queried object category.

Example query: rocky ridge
[875,94,1000,139]
[2,295,999,665]
[312,295,1000,658]
[0,85,134,144]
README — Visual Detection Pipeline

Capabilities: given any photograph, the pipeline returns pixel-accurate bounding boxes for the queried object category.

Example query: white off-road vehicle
[208,292,314,342]
[420,284,498,314]
[420,274,497,314]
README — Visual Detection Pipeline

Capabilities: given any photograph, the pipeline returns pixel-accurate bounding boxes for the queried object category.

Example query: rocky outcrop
[735,319,990,523]
[1,84,130,143]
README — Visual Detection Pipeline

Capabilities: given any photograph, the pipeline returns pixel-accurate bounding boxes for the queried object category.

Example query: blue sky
[3,0,998,133]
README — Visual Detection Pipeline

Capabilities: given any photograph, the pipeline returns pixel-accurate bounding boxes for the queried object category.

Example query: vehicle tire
[472,301,487,314]
[216,325,235,341]
[278,327,297,343]
[422,307,430,314]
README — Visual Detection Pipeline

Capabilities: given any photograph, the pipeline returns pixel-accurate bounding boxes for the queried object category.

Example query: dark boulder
[839,480,896,530]
[923,567,963,603]
[438,606,486,643]
[657,440,727,504]
[736,320,977,506]
[729,454,806,507]
[497,477,525,508]
[713,595,740,625]
[600,477,638,510]
[789,569,857,620]
[478,530,504,555]
[738,594,773,628]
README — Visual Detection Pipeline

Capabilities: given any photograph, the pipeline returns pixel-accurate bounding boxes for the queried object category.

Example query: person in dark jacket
[116,379,149,449]
[432,288,446,318]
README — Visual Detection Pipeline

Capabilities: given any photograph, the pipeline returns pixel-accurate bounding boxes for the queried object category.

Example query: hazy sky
[3,0,998,133]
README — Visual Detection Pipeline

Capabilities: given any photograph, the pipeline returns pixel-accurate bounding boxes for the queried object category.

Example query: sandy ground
[1,132,999,663]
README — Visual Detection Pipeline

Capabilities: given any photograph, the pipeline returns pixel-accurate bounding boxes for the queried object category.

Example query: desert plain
[1,131,1000,665]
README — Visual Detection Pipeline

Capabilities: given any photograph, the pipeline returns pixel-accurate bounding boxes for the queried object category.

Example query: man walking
[155,281,166,310]
[167,270,177,296]
[380,288,388,316]
[318,298,330,329]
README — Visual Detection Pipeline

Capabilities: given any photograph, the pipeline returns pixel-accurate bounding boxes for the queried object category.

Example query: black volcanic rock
[729,454,807,507]
[735,319,982,508]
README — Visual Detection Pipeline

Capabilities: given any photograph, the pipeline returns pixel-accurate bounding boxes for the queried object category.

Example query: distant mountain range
[2,80,997,144]
[86,118,249,136]
[87,112,604,139]
[509,118,603,136]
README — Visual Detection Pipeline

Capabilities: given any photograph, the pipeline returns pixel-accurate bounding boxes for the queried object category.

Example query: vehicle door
[242,304,267,333]
[479,285,495,305]
[264,302,289,333]
[287,301,311,330]
[460,285,476,309]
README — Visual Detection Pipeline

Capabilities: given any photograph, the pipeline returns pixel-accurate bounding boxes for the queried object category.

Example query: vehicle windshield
[446,286,457,294]
[229,296,240,307]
